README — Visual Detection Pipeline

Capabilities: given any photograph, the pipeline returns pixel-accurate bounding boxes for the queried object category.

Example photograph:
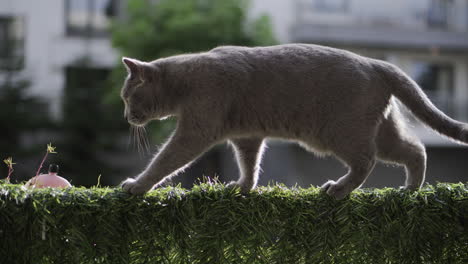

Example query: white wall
[252,0,468,41]
[295,0,468,32]
[0,0,118,118]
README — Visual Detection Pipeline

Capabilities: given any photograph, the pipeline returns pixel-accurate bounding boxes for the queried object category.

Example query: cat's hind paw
[226,181,252,194]
[121,178,153,195]
[321,180,350,200]
[400,185,419,191]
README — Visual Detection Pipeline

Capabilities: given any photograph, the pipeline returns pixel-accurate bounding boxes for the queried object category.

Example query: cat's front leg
[121,127,217,195]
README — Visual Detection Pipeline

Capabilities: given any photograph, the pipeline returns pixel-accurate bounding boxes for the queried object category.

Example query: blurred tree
[56,64,128,187]
[0,72,48,156]
[112,0,275,59]
[108,0,276,141]
[0,40,51,181]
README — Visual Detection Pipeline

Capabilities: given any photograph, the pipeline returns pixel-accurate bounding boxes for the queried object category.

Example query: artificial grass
[0,182,466,264]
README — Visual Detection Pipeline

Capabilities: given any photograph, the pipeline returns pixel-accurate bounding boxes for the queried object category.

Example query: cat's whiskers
[140,126,151,153]
[130,125,138,153]
[130,125,151,156]
[135,126,144,156]
[129,125,138,151]
[130,125,142,155]
[127,126,133,149]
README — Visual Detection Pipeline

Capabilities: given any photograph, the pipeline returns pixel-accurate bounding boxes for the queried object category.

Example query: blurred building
[0,0,120,118]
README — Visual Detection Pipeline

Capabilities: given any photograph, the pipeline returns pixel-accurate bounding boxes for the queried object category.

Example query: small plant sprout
[35,143,57,177]
[3,157,15,183]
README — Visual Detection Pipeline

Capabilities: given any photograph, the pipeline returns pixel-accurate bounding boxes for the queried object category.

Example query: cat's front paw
[226,181,252,194]
[121,178,153,195]
[321,180,350,200]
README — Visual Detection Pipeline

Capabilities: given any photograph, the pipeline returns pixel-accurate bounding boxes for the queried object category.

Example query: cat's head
[121,57,159,127]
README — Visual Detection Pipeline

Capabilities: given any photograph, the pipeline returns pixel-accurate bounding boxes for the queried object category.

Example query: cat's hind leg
[321,129,378,199]
[322,149,377,199]
[375,110,427,189]
[228,138,266,193]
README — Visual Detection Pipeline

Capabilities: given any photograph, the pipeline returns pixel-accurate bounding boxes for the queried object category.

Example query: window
[412,61,454,115]
[427,0,454,29]
[65,0,117,37]
[0,16,24,68]
[0,18,11,58]
[313,0,348,13]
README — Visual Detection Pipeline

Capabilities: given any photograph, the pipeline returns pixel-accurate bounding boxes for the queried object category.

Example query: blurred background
[0,0,467,188]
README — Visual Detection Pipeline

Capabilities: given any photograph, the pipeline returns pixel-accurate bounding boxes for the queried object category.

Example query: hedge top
[0,182,467,264]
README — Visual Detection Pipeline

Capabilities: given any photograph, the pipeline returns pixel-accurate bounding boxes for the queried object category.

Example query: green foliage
[0,78,50,155]
[112,0,276,59]
[108,0,277,142]
[56,66,127,187]
[0,183,466,263]
[0,41,52,181]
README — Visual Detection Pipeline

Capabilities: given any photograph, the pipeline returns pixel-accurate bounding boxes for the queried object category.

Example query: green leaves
[112,0,275,60]
[0,183,466,263]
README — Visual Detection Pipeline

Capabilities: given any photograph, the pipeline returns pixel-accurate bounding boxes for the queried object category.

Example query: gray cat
[120,44,467,199]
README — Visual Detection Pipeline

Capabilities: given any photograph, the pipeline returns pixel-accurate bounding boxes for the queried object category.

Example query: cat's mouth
[127,115,149,127]
[128,119,148,127]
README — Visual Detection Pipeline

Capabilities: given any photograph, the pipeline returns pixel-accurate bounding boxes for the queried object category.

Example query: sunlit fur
[120,44,468,199]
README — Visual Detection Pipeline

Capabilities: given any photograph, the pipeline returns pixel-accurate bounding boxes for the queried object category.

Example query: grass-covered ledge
[0,183,466,264]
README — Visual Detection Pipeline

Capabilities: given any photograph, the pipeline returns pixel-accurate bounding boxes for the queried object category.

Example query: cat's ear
[122,57,143,75]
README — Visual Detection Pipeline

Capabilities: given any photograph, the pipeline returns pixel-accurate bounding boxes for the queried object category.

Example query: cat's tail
[373,60,468,145]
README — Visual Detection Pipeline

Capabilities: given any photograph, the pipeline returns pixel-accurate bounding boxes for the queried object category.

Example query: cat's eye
[129,74,145,85]
[134,77,145,88]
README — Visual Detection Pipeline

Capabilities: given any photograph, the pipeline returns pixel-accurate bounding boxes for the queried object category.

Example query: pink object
[25,164,71,188]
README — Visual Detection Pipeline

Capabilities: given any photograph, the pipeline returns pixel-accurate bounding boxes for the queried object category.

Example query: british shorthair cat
[120,44,467,199]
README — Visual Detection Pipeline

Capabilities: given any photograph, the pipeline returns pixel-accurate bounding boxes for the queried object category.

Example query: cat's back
[204,44,377,88]
[160,44,370,78]
[208,44,363,66]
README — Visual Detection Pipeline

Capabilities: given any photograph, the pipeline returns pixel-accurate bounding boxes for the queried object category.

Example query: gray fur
[120,44,467,199]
